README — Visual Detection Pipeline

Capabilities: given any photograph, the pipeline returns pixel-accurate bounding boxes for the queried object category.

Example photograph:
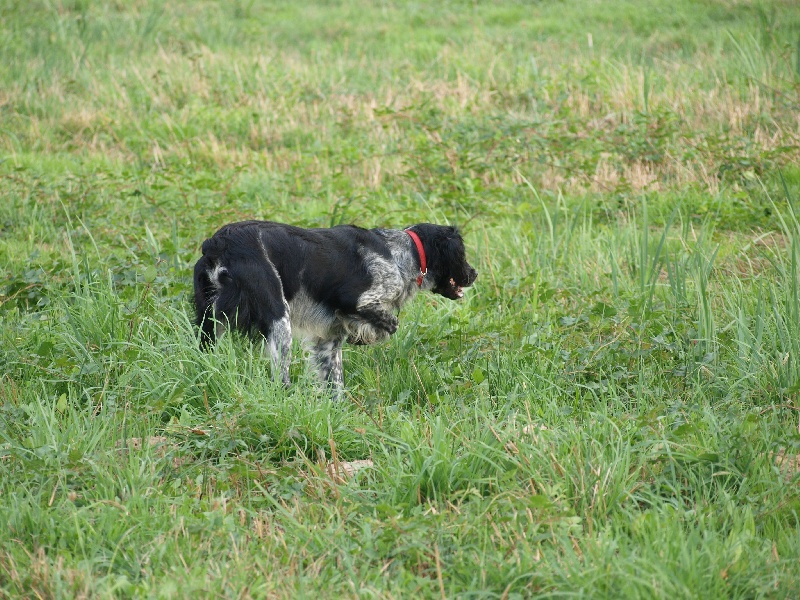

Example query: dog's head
[408,224,478,300]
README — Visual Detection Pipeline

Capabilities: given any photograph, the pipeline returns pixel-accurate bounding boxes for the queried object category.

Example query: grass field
[2,0,800,597]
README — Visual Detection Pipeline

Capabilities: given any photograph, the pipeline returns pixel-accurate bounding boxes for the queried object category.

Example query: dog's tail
[193,233,288,348]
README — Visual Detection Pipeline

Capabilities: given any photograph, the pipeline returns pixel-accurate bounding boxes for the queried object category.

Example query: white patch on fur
[356,253,403,310]
[267,311,292,386]
[206,263,228,339]
[288,291,337,340]
[255,248,294,386]
[209,264,228,290]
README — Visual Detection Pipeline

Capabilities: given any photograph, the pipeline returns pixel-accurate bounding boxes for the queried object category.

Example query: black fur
[193,221,477,397]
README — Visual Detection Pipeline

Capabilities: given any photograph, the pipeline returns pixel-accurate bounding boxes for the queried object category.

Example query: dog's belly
[286,292,390,344]
[287,292,340,340]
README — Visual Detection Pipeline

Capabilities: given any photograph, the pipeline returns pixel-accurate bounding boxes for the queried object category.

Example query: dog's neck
[404,229,427,287]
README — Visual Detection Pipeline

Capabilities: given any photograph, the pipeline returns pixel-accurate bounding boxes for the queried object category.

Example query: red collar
[405,229,427,286]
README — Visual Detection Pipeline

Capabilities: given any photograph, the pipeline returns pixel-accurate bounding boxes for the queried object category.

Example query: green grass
[2,0,800,597]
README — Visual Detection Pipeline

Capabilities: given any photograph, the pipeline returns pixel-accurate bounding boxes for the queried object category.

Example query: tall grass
[2,0,800,597]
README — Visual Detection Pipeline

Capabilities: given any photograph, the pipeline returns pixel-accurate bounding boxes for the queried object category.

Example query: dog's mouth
[449,278,465,299]
[434,269,477,300]
[442,277,477,300]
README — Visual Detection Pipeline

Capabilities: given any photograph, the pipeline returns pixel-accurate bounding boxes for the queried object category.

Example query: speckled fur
[193,221,477,398]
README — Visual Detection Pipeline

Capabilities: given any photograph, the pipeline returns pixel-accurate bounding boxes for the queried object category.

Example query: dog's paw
[381,314,399,335]
[366,310,397,335]
[349,307,399,337]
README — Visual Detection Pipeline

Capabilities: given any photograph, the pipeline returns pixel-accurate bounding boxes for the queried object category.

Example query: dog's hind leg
[208,251,293,387]
[265,314,291,387]
[310,338,344,399]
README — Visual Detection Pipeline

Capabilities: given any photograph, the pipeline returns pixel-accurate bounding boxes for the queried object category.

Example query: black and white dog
[193,221,477,397]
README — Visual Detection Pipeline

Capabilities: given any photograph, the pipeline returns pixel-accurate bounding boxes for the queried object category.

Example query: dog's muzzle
[446,267,477,299]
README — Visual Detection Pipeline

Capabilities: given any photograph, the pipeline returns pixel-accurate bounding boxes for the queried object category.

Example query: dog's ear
[440,226,464,258]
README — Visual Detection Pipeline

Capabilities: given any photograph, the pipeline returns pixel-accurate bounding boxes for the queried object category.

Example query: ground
[1,0,800,597]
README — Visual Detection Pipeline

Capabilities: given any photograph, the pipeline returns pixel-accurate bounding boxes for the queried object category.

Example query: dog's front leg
[343,303,398,345]
[310,338,344,399]
[358,304,399,336]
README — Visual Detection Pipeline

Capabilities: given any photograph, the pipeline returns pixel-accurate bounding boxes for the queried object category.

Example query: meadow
[2,0,800,597]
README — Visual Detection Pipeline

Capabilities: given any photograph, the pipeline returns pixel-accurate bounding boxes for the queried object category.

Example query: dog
[193,221,477,398]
